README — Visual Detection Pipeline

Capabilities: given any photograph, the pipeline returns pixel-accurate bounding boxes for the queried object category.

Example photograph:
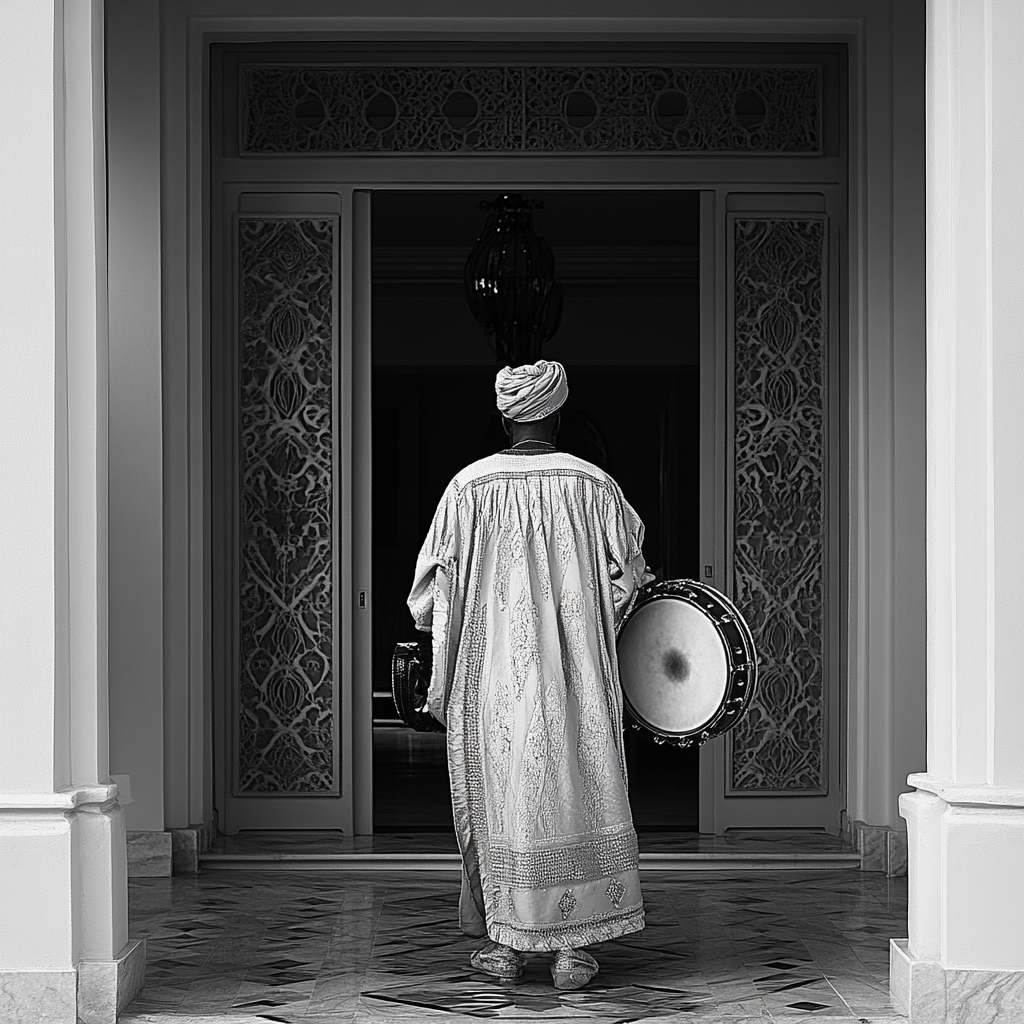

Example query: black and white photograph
[1,2,1018,1023]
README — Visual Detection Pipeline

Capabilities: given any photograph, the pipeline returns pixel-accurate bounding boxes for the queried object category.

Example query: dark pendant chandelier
[464,194,563,367]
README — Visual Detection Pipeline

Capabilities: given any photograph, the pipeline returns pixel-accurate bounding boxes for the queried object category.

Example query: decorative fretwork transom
[240,64,821,155]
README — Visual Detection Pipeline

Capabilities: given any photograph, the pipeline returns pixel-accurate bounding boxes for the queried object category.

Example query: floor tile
[123,868,907,1022]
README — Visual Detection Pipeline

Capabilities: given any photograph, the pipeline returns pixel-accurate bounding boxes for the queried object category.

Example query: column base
[128,825,216,875]
[847,818,908,875]
[170,822,216,874]
[126,830,171,876]
[0,970,77,1024]
[891,938,1024,1023]
[78,939,146,1024]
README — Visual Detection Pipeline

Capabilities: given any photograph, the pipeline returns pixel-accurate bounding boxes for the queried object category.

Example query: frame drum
[617,579,758,746]
[393,580,757,743]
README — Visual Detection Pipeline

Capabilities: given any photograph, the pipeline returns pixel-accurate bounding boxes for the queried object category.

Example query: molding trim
[190,13,864,37]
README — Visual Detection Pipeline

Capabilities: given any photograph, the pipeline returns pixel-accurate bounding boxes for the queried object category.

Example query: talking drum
[617,579,758,746]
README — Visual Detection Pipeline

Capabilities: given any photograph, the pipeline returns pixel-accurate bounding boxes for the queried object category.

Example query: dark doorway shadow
[371,189,701,833]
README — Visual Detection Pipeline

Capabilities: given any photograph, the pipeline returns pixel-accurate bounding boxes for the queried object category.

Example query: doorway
[210,41,846,837]
[370,189,702,833]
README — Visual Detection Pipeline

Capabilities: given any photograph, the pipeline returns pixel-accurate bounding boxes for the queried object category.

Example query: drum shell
[391,640,444,733]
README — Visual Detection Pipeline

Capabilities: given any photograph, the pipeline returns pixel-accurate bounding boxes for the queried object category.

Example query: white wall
[889,0,928,832]
[107,0,167,832]
[845,0,928,832]
[103,0,927,836]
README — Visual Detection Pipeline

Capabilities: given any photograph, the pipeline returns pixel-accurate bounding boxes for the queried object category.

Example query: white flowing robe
[407,449,651,951]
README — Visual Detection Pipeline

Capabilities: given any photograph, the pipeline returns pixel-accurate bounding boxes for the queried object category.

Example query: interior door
[213,189,354,833]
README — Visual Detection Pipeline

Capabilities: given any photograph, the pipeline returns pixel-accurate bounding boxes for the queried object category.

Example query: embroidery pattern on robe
[409,451,651,952]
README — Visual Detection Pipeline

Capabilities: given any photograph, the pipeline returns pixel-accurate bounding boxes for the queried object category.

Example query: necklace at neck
[511,439,554,450]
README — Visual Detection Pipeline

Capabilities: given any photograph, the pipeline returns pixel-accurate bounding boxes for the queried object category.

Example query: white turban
[494,360,569,423]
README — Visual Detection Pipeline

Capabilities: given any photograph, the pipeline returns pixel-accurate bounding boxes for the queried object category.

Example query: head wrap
[494,360,569,423]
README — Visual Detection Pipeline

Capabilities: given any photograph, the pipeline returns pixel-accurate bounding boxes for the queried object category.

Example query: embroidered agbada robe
[408,449,650,951]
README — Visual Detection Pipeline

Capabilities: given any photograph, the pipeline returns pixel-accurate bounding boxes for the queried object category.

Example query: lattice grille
[240,64,820,154]
[730,217,827,794]
[237,217,336,795]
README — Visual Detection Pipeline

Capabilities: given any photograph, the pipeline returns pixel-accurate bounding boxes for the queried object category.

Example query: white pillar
[892,0,1024,1020]
[0,3,145,1023]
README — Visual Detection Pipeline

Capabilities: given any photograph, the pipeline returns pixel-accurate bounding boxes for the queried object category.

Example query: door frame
[352,182,730,836]
[141,0,927,843]
[211,177,844,836]
[205,39,854,836]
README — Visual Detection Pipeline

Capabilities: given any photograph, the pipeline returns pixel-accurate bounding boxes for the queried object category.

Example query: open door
[213,189,361,833]
[702,190,843,833]
[351,190,374,834]
[213,187,841,837]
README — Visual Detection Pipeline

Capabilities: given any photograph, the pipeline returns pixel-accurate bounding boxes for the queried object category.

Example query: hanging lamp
[464,194,563,367]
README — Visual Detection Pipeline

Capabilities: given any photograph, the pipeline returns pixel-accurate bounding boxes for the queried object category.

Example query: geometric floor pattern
[121,870,908,1024]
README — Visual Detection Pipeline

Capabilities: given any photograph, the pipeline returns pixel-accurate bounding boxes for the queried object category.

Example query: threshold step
[198,850,861,872]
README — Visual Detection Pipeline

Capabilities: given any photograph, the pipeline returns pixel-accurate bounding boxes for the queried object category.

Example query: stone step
[198,850,862,872]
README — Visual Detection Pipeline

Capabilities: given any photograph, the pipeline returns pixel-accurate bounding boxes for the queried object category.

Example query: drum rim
[617,578,758,746]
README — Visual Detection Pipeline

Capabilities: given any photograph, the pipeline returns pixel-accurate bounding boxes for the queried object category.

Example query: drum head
[617,579,757,745]
[618,598,729,735]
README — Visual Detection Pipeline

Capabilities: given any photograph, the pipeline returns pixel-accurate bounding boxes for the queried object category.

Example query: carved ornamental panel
[241,64,820,155]
[237,217,337,795]
[729,216,827,794]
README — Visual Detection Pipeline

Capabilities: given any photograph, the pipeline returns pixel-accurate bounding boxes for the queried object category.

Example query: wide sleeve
[603,479,654,633]
[407,478,460,631]
[407,480,461,725]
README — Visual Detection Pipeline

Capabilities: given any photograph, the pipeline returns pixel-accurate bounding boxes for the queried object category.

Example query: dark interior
[371,189,702,832]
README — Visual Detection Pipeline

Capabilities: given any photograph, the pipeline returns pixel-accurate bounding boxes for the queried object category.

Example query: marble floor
[121,869,907,1024]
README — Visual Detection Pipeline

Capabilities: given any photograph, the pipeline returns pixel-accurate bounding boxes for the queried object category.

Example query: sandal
[551,947,599,990]
[470,941,526,981]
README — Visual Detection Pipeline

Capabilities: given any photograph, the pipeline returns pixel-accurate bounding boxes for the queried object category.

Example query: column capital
[0,785,118,813]
[907,773,1024,810]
